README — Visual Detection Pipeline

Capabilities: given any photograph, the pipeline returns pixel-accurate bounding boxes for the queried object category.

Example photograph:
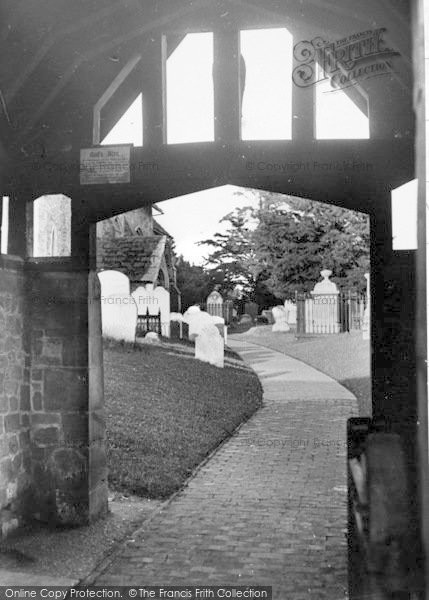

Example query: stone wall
[26,263,107,525]
[0,256,32,537]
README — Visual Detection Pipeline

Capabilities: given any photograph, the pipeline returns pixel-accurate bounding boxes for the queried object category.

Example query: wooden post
[7,194,27,257]
[292,85,314,141]
[213,29,242,143]
[142,35,167,147]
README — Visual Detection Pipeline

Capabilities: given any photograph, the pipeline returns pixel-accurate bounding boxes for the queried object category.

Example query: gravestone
[101,294,137,343]
[210,315,227,342]
[206,290,223,318]
[132,283,171,337]
[244,302,258,322]
[183,305,215,341]
[272,306,290,332]
[98,270,130,297]
[284,300,297,325]
[170,312,184,322]
[239,314,252,324]
[144,331,160,343]
[261,309,274,324]
[195,324,224,368]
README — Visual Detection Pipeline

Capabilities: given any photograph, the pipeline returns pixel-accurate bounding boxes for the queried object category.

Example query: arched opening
[96,185,372,595]
[32,194,71,258]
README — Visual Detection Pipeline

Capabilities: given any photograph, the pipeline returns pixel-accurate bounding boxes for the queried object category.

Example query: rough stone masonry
[0,256,107,538]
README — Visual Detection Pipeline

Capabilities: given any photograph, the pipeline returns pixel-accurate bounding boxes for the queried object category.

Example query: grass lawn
[104,340,262,498]
[235,327,371,416]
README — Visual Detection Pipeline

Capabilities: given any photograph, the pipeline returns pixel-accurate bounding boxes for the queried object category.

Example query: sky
[100,28,415,263]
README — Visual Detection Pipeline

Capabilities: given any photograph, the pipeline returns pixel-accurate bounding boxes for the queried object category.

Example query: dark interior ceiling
[0,0,412,169]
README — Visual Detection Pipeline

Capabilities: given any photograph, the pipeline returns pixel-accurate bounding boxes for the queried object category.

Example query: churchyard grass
[236,327,371,416]
[104,340,263,498]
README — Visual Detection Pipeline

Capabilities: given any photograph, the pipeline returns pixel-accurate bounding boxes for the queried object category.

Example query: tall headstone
[206,290,224,318]
[195,324,224,368]
[101,294,138,343]
[98,265,136,343]
[311,269,340,334]
[98,270,130,297]
[362,272,371,340]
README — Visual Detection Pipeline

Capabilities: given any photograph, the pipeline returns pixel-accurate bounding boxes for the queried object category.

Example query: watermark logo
[292,28,400,91]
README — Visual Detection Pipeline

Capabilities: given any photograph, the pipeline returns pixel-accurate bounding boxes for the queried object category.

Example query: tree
[253,196,370,296]
[198,206,279,306]
[199,190,370,302]
[175,256,212,311]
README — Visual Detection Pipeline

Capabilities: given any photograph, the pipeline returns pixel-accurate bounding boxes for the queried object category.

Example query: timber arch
[0,0,427,596]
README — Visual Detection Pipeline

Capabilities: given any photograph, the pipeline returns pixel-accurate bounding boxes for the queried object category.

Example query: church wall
[0,257,32,537]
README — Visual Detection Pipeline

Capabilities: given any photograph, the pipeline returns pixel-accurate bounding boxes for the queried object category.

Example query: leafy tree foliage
[254,196,370,296]
[199,191,370,301]
[175,256,212,311]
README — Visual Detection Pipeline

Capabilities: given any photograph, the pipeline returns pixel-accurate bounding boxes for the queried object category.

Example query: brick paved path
[94,338,358,599]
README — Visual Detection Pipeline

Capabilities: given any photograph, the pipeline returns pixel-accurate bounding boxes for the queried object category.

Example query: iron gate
[296,290,366,334]
[136,308,162,337]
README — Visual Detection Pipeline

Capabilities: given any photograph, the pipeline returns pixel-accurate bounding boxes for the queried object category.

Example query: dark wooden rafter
[0,0,27,42]
[0,0,413,164]
[213,29,242,142]
[98,33,185,144]
[142,34,167,147]
[13,0,214,145]
[3,2,127,105]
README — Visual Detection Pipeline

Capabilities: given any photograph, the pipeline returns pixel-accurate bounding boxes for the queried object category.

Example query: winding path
[94,337,358,599]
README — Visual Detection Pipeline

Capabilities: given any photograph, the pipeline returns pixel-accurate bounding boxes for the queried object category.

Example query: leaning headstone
[195,324,224,368]
[101,294,137,343]
[272,306,290,332]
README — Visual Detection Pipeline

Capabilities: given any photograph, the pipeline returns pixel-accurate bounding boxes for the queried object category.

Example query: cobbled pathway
[94,337,358,599]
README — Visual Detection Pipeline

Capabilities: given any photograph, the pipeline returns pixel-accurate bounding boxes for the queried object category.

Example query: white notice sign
[80,145,131,185]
